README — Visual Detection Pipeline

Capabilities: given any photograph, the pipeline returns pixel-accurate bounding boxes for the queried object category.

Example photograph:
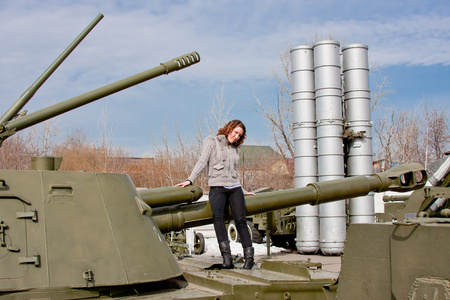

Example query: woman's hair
[217,120,247,147]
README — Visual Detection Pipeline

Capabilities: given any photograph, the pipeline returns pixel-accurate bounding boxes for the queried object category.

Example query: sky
[1,0,449,156]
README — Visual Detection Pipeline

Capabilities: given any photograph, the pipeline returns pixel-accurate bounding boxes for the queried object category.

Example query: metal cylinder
[315,95,344,120]
[319,199,347,255]
[292,96,316,123]
[313,40,346,255]
[314,40,341,98]
[30,156,63,171]
[139,185,203,208]
[293,123,317,178]
[343,43,374,224]
[346,135,374,176]
[290,45,320,254]
[344,96,371,122]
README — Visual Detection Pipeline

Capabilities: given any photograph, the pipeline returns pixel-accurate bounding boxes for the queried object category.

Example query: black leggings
[209,186,252,248]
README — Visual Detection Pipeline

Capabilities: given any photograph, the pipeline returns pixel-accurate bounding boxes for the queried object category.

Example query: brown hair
[217,120,247,147]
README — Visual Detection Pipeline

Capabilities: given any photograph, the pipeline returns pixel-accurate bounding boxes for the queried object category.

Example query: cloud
[2,1,450,86]
[1,0,449,155]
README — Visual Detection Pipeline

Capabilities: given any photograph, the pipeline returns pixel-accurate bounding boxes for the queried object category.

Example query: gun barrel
[0,14,104,125]
[1,52,200,135]
[152,163,427,233]
[139,185,203,208]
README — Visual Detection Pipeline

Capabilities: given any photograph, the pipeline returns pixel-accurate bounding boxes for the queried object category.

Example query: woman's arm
[175,136,215,187]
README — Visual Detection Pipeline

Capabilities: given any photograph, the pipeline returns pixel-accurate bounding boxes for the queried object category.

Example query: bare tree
[149,123,206,188]
[369,65,393,112]
[54,127,95,171]
[425,103,450,161]
[28,118,61,156]
[54,126,131,174]
[253,47,294,162]
[374,101,449,171]
[0,133,32,170]
[393,108,422,165]
[97,104,115,172]
[204,82,233,135]
[126,157,156,188]
[373,108,397,168]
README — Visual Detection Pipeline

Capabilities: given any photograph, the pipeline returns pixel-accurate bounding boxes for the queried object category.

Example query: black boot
[242,246,255,270]
[218,241,234,269]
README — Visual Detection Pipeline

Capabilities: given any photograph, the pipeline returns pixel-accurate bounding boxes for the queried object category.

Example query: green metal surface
[183,263,338,300]
[139,185,203,208]
[0,170,182,292]
[338,222,450,300]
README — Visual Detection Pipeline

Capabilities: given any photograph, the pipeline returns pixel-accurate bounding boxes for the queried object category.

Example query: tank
[0,13,201,298]
[1,14,449,300]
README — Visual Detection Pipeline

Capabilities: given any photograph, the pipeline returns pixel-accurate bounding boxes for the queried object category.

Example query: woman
[175,120,254,269]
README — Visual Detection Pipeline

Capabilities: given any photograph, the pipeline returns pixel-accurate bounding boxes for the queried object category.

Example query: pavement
[199,236,342,273]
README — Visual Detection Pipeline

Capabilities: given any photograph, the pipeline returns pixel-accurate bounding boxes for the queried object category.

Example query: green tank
[1,14,449,300]
[0,13,201,298]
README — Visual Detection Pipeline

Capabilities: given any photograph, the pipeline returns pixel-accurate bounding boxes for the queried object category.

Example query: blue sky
[1,0,449,156]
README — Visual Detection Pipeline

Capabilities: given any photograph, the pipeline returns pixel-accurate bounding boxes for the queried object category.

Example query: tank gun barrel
[139,185,203,208]
[0,51,200,141]
[0,14,104,125]
[152,163,427,233]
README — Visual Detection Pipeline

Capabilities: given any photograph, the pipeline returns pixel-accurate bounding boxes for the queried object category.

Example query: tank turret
[0,14,200,297]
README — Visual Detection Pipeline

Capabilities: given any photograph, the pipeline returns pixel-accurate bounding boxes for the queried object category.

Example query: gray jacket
[187,135,243,188]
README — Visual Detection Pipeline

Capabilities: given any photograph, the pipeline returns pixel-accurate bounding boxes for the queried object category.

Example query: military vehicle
[226,187,297,248]
[1,14,449,300]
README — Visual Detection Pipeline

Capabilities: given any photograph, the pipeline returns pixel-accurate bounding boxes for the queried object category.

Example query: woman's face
[227,126,244,144]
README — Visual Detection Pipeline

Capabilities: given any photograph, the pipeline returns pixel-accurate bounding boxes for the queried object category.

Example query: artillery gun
[0,14,200,146]
[0,14,449,300]
[139,185,207,256]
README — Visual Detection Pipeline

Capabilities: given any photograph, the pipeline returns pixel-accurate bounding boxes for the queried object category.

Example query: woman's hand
[175,180,191,188]
[245,192,255,196]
